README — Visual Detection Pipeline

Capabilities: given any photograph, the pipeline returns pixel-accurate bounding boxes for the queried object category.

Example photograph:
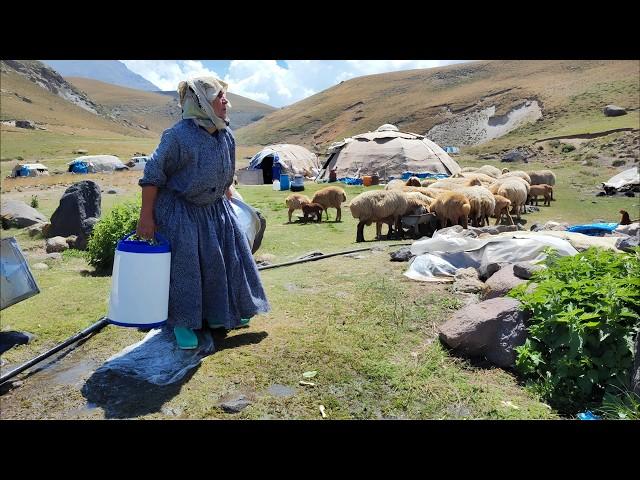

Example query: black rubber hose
[0,317,109,385]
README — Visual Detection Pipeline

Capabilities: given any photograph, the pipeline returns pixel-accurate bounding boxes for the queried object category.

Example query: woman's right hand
[136,213,157,240]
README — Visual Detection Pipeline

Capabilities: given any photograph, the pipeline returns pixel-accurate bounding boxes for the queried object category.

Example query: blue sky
[121,60,468,108]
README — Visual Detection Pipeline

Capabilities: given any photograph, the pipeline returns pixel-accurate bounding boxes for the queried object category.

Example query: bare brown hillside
[234,60,639,152]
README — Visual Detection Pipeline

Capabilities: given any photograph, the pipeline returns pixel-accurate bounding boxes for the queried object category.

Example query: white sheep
[285,193,311,223]
[349,190,409,242]
[384,179,406,190]
[475,165,502,178]
[311,186,347,221]
[528,170,556,200]
[499,170,532,184]
[455,185,496,227]
[489,180,528,219]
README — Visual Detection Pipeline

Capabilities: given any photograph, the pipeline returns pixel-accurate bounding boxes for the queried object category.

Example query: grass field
[1,159,637,419]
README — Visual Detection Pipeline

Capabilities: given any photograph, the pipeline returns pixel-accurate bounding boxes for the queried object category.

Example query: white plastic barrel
[107,232,171,328]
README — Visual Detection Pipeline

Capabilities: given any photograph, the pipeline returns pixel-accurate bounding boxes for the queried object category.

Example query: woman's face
[212,90,228,119]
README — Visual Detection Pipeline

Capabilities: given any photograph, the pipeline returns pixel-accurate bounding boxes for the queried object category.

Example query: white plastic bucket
[107,232,171,328]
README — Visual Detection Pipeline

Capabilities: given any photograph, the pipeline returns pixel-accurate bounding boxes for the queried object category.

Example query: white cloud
[122,60,468,107]
[120,60,222,91]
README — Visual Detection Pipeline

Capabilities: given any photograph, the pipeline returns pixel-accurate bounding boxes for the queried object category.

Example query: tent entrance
[261,156,274,184]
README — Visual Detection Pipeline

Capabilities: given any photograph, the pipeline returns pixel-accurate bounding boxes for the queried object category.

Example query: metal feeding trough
[401,213,437,238]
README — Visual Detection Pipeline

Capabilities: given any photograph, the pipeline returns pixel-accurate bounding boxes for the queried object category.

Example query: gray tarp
[603,166,639,190]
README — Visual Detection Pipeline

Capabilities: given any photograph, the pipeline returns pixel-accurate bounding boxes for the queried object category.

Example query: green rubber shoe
[174,327,198,349]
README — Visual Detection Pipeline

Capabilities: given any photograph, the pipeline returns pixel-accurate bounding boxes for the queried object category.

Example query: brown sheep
[493,195,514,225]
[312,186,347,221]
[527,184,553,206]
[301,202,324,223]
[285,193,311,223]
[430,191,471,229]
[349,190,408,242]
[405,176,422,187]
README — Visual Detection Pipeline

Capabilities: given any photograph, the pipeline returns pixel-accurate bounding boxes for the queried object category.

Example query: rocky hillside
[42,60,159,91]
[235,60,639,153]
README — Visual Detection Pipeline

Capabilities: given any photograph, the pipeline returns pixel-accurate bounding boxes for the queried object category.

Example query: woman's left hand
[225,187,233,200]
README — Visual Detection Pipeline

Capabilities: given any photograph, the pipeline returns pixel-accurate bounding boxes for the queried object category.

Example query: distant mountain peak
[41,60,159,91]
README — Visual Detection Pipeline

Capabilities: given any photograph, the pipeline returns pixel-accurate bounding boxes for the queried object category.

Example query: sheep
[349,190,409,242]
[376,192,431,239]
[285,193,311,223]
[420,178,438,187]
[461,167,478,173]
[429,177,481,190]
[528,170,556,200]
[405,176,422,187]
[454,185,496,227]
[476,165,502,178]
[455,172,496,185]
[490,175,531,195]
[430,191,471,229]
[492,194,514,225]
[384,179,406,190]
[527,184,553,206]
[311,186,347,221]
[490,180,528,219]
[498,170,531,184]
[401,185,442,199]
[301,202,324,223]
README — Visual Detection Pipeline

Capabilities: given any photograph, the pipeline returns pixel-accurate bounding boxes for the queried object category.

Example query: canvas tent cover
[11,163,49,177]
[249,144,319,177]
[318,124,461,180]
[68,155,128,173]
[603,167,639,191]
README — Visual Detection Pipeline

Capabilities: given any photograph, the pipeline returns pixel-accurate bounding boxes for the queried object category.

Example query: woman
[136,76,270,349]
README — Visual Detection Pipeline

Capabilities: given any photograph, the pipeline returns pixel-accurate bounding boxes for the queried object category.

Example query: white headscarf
[177,76,232,132]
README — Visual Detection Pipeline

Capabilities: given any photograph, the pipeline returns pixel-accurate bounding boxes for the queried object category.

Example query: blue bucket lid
[116,231,171,253]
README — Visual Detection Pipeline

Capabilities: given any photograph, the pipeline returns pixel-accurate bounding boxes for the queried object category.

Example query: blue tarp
[443,146,460,154]
[69,160,89,174]
[249,151,281,170]
[338,177,363,185]
[566,223,619,236]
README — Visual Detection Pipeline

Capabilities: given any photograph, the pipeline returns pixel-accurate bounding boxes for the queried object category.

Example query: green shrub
[86,200,141,272]
[30,195,39,208]
[509,247,640,414]
[561,143,576,153]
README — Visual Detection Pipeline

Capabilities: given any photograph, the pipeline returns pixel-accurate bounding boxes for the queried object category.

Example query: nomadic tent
[238,144,320,185]
[317,124,461,181]
[68,155,128,174]
[10,163,49,177]
[602,167,639,194]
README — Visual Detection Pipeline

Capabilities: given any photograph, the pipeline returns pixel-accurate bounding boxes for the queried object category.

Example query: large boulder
[438,297,528,368]
[483,264,526,300]
[603,105,627,117]
[47,181,101,250]
[502,150,526,162]
[1,200,47,229]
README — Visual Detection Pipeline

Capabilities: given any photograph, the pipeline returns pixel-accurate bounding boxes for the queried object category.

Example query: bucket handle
[121,230,170,246]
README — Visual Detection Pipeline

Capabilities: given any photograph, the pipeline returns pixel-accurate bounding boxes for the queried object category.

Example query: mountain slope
[234,60,639,152]
[42,60,159,91]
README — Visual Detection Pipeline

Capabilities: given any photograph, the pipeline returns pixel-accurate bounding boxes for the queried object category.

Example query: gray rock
[483,264,526,299]
[502,150,525,162]
[0,330,36,354]
[470,224,520,236]
[477,261,508,281]
[437,225,478,238]
[46,252,63,260]
[389,246,413,262]
[32,262,49,270]
[438,297,528,368]
[603,105,627,117]
[615,223,640,237]
[220,395,252,413]
[616,235,639,252]
[1,200,47,229]
[66,235,78,248]
[15,119,36,129]
[26,222,48,237]
[452,267,486,294]
[513,262,545,280]
[46,236,69,253]
[47,181,101,250]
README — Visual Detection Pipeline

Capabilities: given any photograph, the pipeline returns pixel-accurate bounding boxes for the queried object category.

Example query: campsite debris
[576,411,601,420]
[500,400,520,410]
[303,370,318,379]
[299,381,316,387]
[319,405,327,418]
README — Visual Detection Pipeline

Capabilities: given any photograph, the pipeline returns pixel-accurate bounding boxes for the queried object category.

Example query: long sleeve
[139,129,181,188]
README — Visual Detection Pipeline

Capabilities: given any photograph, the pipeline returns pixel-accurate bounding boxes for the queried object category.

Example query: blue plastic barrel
[280,173,290,190]
[272,162,281,180]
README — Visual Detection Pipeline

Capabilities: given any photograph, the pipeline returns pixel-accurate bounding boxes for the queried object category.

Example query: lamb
[490,180,528,219]
[454,172,496,184]
[527,184,553,206]
[528,170,556,200]
[492,195,514,225]
[285,193,311,223]
[454,185,496,227]
[349,190,409,242]
[429,191,471,229]
[301,202,324,223]
[384,179,406,190]
[311,186,347,221]
[405,176,422,187]
[498,170,532,184]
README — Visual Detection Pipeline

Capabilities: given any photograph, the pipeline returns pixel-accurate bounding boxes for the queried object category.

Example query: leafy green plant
[597,384,640,420]
[509,247,640,414]
[85,200,141,272]
[30,195,39,208]
[561,143,576,153]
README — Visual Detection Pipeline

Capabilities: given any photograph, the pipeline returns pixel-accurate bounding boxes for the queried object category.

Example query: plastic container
[290,174,305,192]
[371,174,380,185]
[107,232,171,328]
[279,174,290,190]
[272,180,280,190]
[272,162,281,180]
[362,175,373,187]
